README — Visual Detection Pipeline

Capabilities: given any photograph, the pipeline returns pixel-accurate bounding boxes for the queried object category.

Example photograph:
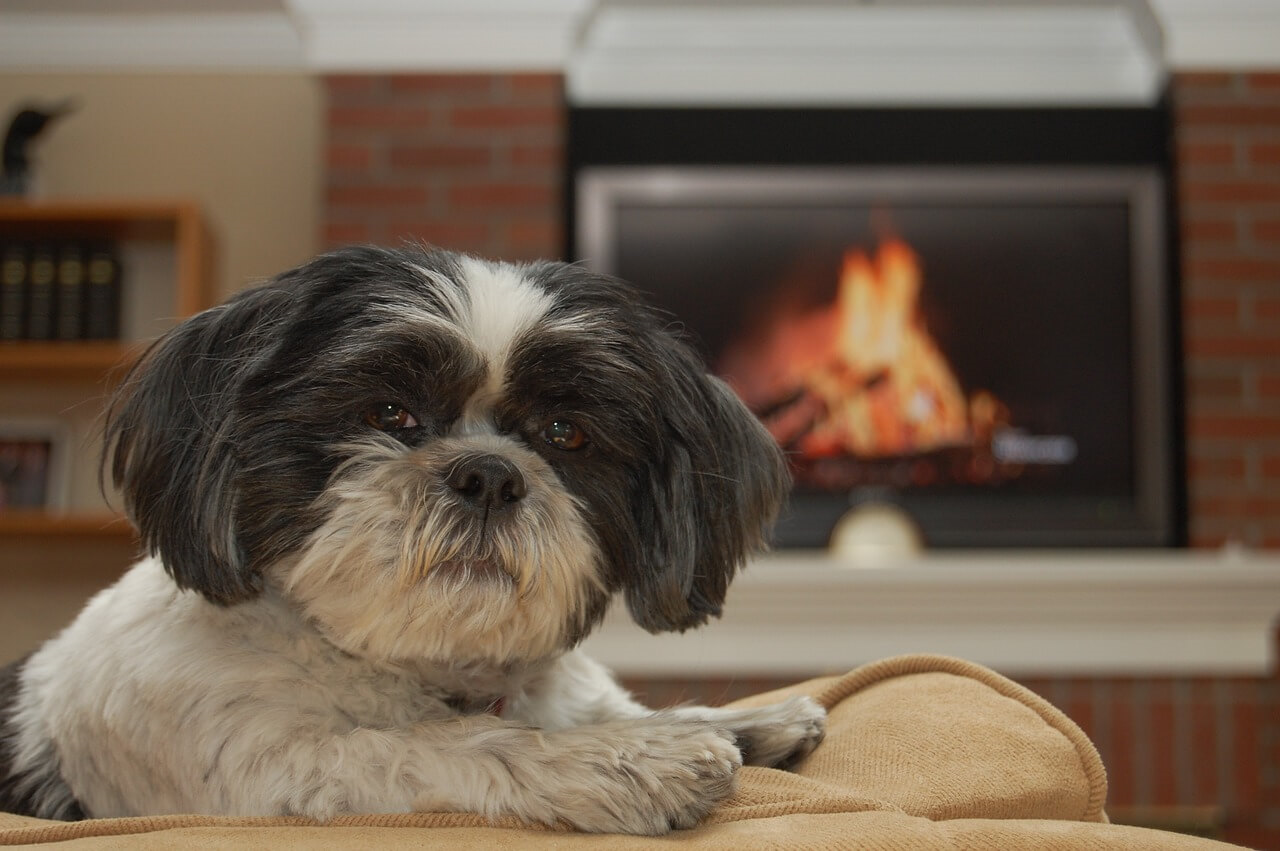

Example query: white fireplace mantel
[578,550,1280,678]
[1,1,1278,76]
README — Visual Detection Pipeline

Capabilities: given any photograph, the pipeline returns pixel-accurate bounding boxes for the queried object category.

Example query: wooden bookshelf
[0,510,135,539]
[0,340,140,382]
[0,199,212,545]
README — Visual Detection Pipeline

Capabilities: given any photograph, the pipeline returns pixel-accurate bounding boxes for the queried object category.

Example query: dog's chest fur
[5,559,546,818]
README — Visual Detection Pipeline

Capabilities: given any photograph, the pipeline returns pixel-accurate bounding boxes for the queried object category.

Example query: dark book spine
[24,244,57,341]
[84,244,121,340]
[56,243,87,341]
[0,242,27,341]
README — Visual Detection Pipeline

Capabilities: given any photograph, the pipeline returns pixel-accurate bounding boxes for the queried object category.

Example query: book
[0,243,27,341]
[84,244,121,340]
[56,243,86,341]
[25,243,57,341]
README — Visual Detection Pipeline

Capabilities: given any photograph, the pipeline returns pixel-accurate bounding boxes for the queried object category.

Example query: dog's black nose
[446,454,527,512]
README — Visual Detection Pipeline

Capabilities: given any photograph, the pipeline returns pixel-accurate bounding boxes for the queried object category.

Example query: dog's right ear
[105,286,292,605]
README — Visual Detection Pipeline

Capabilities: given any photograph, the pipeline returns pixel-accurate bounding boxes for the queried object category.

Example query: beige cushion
[0,654,1241,849]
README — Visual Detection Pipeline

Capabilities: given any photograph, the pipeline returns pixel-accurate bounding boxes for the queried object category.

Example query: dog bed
[0,654,1244,849]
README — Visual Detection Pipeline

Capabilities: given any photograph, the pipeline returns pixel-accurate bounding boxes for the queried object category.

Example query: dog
[0,246,825,834]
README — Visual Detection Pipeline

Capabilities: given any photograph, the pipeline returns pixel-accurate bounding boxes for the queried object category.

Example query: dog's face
[105,247,788,666]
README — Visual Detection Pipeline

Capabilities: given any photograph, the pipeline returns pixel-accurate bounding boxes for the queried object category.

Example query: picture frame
[0,417,70,511]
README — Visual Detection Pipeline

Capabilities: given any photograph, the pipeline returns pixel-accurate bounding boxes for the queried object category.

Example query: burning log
[722,237,1024,490]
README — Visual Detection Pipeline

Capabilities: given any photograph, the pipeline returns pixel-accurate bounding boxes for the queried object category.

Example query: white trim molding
[0,12,304,72]
[579,550,1280,678]
[567,0,1168,106]
[290,0,591,72]
[0,0,1275,77]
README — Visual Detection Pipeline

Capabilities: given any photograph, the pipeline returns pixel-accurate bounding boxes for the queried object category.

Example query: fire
[721,238,1005,460]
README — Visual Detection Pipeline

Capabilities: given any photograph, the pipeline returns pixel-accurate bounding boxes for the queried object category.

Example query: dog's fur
[0,247,823,834]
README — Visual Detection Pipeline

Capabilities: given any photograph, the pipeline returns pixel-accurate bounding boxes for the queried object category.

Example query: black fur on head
[105,245,790,634]
[522,263,790,632]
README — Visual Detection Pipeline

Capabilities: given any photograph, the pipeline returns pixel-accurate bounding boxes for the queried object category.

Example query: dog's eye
[542,419,588,451]
[363,404,419,431]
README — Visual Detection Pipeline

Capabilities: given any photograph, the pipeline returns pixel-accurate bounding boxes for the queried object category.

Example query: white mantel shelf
[579,550,1280,679]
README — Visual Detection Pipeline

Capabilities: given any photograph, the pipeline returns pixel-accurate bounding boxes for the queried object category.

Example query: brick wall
[1177,72,1280,549]
[321,71,1280,847]
[324,74,562,261]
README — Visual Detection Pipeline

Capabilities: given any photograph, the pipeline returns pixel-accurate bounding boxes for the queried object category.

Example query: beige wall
[0,72,322,300]
[0,73,323,664]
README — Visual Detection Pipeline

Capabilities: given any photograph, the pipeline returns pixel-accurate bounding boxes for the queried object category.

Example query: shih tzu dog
[0,246,824,834]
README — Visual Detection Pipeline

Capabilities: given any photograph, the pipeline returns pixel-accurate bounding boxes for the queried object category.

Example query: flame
[722,239,1004,460]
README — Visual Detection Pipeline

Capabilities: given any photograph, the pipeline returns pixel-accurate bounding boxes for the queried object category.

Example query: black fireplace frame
[563,101,1187,549]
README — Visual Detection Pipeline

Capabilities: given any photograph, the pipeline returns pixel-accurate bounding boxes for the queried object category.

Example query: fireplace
[567,107,1184,549]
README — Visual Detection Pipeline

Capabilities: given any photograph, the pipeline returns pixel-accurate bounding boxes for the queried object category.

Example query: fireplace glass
[576,167,1178,548]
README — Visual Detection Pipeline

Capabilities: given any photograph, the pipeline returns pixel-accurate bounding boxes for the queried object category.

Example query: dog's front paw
[540,717,742,834]
[724,696,827,769]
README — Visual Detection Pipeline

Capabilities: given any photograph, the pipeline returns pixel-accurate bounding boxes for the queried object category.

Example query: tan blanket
[0,654,1241,849]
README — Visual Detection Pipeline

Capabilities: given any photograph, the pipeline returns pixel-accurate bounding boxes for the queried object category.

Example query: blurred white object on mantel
[829,502,924,567]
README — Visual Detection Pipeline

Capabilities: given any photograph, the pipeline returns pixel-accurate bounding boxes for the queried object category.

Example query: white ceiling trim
[0,1,1274,75]
[0,12,304,72]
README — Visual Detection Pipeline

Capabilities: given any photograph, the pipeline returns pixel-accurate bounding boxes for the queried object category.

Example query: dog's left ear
[625,343,790,633]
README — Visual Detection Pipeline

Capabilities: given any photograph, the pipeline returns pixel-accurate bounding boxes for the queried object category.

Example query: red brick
[1175,72,1236,92]
[1249,143,1280,167]
[325,75,377,96]
[329,105,432,129]
[1179,141,1237,167]
[1184,295,1239,320]
[1185,256,1280,282]
[1178,103,1280,128]
[327,143,372,171]
[385,220,489,251]
[447,182,556,210]
[327,185,429,207]
[1182,179,1280,205]
[1181,218,1238,246]
[1189,689,1219,805]
[1255,297,1280,321]
[322,222,370,247]
[1182,371,1244,401]
[1231,691,1261,811]
[1188,454,1247,479]
[449,105,561,130]
[505,219,560,249]
[1262,454,1280,478]
[1189,530,1232,549]
[1186,335,1280,358]
[1149,689,1178,806]
[510,144,564,169]
[1252,218,1280,242]
[1108,682,1137,807]
[1246,72,1280,92]
[388,145,492,170]
[1189,414,1280,440]
[1194,495,1280,518]
[388,74,493,96]
[1259,374,1280,399]
[506,74,564,101]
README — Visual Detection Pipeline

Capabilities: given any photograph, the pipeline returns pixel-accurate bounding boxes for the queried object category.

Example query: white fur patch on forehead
[456,257,556,370]
[449,257,556,433]
[456,256,555,389]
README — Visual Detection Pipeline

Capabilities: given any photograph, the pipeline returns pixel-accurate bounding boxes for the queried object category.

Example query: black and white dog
[0,246,824,834]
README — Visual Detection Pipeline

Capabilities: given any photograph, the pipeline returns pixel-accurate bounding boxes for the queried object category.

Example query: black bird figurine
[1,99,77,197]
